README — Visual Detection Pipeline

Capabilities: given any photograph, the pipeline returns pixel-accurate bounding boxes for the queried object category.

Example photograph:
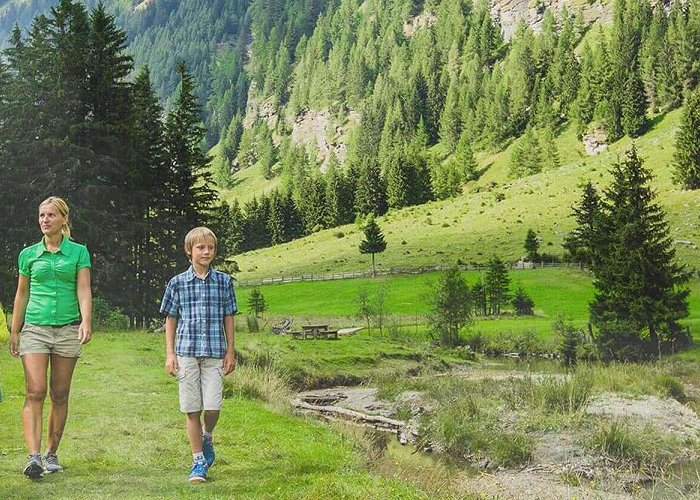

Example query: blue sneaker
[202,434,215,468]
[188,460,207,483]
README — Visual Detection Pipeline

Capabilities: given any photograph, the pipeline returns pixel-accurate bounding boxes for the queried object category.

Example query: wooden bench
[291,325,339,340]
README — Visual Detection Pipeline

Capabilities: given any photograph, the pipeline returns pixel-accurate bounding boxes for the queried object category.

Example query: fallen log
[291,399,405,431]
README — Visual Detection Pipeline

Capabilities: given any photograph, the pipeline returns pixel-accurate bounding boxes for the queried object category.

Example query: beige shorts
[19,322,82,358]
[177,356,224,413]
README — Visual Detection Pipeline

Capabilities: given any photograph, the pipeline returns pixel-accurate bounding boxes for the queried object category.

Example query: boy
[160,227,237,482]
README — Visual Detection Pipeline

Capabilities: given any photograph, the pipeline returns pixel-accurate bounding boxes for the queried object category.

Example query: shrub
[93,297,129,330]
[512,286,535,315]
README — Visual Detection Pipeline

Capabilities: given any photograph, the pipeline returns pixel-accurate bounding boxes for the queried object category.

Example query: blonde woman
[9,197,92,479]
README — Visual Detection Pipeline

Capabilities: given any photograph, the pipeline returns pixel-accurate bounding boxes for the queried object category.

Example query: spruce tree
[563,182,602,266]
[673,85,700,189]
[429,267,471,347]
[359,215,387,277]
[591,145,690,359]
[484,256,510,315]
[524,229,540,262]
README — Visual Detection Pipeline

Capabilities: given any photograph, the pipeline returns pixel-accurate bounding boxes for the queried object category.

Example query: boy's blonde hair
[40,196,71,239]
[184,227,218,259]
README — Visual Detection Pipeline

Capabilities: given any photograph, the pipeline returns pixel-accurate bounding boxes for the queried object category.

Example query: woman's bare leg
[21,354,49,454]
[46,354,78,453]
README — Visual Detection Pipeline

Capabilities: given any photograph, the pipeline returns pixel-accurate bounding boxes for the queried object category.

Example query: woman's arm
[77,267,92,344]
[9,275,30,357]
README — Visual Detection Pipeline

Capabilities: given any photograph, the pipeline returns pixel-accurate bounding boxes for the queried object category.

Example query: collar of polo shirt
[35,235,70,256]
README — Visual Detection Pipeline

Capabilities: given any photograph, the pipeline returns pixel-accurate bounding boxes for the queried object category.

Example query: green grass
[229,109,700,283]
[237,268,700,346]
[0,332,428,499]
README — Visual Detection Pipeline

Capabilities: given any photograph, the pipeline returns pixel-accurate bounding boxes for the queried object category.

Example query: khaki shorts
[19,323,82,358]
[177,356,224,413]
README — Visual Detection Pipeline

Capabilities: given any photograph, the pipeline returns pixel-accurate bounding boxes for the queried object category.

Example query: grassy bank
[0,332,427,499]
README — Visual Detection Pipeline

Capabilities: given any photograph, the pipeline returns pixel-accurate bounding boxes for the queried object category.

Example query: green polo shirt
[18,236,91,326]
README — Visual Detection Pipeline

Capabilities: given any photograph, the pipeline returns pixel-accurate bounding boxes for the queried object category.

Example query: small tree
[429,267,471,347]
[554,314,580,368]
[512,286,535,315]
[359,215,387,277]
[355,288,375,334]
[524,229,540,262]
[247,288,267,318]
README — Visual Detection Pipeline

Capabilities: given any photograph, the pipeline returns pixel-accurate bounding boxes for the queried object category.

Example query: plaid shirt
[160,266,237,358]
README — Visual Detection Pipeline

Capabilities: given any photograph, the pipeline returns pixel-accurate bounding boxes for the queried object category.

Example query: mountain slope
[231,109,700,280]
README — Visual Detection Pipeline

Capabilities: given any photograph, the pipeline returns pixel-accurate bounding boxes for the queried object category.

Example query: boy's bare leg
[203,410,220,433]
[21,354,50,454]
[186,412,203,453]
[46,355,78,453]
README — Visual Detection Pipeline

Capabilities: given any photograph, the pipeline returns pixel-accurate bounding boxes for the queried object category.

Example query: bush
[512,287,535,315]
[93,297,129,331]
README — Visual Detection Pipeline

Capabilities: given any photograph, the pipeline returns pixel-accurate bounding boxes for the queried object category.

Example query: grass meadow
[0,333,429,499]
[235,268,700,354]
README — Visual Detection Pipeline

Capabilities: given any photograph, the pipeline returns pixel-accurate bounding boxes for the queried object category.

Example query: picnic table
[292,324,339,340]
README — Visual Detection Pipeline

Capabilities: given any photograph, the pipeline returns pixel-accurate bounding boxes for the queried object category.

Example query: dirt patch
[587,393,700,442]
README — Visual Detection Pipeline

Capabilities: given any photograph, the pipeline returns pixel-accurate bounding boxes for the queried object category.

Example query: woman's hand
[165,353,179,377]
[9,332,19,357]
[78,320,92,344]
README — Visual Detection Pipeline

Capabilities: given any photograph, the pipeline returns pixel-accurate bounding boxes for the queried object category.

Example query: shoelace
[44,453,59,466]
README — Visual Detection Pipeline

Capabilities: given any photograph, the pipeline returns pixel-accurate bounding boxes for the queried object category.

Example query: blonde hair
[184,227,217,259]
[40,196,71,239]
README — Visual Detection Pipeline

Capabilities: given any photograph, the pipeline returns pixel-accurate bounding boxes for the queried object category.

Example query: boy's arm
[165,316,178,376]
[223,315,235,375]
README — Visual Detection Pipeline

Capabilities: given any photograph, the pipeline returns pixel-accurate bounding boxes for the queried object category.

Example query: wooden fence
[237,261,588,287]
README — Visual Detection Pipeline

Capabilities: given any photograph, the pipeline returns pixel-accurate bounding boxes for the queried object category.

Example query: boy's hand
[223,352,235,375]
[165,354,178,377]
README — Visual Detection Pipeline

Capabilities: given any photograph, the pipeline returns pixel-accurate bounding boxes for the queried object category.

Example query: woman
[9,196,92,479]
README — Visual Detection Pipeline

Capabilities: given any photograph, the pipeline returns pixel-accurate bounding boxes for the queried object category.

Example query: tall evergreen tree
[591,145,690,359]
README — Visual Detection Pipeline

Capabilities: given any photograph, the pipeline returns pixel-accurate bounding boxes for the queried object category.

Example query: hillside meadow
[225,109,700,282]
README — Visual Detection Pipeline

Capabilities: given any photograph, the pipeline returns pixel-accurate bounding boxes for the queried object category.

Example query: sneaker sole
[23,462,44,480]
[44,467,64,474]
[188,476,207,483]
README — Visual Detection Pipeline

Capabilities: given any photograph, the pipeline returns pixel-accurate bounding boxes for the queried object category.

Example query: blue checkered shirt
[160,266,237,358]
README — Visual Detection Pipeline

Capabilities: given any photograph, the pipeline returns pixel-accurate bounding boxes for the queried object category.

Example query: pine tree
[673,85,700,189]
[509,126,542,178]
[524,229,540,261]
[164,62,218,254]
[429,267,471,347]
[591,145,691,359]
[359,215,387,277]
[247,288,267,318]
[484,256,510,315]
[563,182,602,266]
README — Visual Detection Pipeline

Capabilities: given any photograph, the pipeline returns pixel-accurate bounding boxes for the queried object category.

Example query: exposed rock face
[491,0,612,40]
[290,109,358,169]
[582,128,608,155]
